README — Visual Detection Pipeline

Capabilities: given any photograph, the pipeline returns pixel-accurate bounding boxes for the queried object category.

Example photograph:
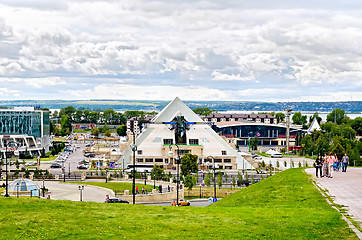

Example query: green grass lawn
[0,168,357,239]
[19,155,58,162]
[67,182,155,192]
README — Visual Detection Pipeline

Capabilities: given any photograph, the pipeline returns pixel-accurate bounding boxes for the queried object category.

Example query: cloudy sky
[0,0,361,102]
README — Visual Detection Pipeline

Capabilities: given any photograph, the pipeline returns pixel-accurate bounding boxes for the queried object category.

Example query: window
[224,159,231,163]
[155,158,163,163]
[163,139,173,145]
[215,159,222,163]
[222,150,227,155]
[189,139,199,145]
[136,158,143,162]
[137,150,142,155]
[145,158,153,162]
[225,166,232,169]
[179,150,190,155]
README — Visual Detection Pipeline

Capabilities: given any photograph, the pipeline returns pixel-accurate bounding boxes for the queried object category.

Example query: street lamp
[3,136,10,197]
[130,129,137,205]
[168,144,180,206]
[206,156,217,201]
[78,185,84,201]
[16,182,19,198]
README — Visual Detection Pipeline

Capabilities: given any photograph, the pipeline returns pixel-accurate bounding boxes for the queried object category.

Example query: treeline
[299,109,361,166]
[51,106,157,136]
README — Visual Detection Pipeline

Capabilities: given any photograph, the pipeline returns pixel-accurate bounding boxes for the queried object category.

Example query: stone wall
[184,188,239,198]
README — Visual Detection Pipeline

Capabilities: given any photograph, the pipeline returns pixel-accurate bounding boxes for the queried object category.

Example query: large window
[224,159,231,163]
[189,139,199,145]
[179,150,190,155]
[145,158,153,162]
[215,159,222,163]
[136,158,143,162]
[163,139,173,145]
[222,151,227,155]
[155,158,163,163]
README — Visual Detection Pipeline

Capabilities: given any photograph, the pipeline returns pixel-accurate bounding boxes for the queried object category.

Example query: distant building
[0,107,50,155]
[120,97,253,170]
[203,113,277,124]
[126,116,153,135]
[214,121,302,151]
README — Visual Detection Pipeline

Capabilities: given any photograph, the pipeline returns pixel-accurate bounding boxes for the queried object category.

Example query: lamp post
[168,144,180,206]
[207,156,217,201]
[42,173,46,198]
[105,167,108,183]
[78,185,84,201]
[16,182,19,198]
[4,136,10,197]
[130,129,137,205]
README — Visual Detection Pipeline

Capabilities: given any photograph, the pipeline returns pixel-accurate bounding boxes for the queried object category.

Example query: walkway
[35,181,112,202]
[305,167,362,227]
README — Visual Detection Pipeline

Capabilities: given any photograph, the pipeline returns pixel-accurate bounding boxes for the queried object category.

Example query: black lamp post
[168,144,180,205]
[130,129,137,205]
[207,156,217,201]
[78,185,84,201]
[16,182,19,198]
[4,136,10,197]
[105,167,108,183]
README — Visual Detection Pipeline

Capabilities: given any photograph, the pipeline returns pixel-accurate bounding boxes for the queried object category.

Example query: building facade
[203,113,277,124]
[120,98,254,171]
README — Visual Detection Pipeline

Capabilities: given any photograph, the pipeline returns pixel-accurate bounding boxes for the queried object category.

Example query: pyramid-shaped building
[119,97,253,170]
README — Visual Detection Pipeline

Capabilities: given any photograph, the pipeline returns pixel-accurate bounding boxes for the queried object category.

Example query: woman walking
[322,153,329,177]
[327,152,336,178]
[315,155,322,178]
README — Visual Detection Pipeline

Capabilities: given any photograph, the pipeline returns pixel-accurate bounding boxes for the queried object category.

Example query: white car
[271,153,283,158]
[55,157,66,162]
[25,161,37,166]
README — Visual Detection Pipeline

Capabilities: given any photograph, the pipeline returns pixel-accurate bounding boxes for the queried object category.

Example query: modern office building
[119,97,253,170]
[0,107,50,155]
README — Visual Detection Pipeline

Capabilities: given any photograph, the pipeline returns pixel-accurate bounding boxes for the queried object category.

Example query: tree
[116,125,127,136]
[250,137,258,151]
[60,114,72,136]
[217,172,223,189]
[237,171,243,186]
[350,117,362,136]
[231,175,236,189]
[224,173,228,186]
[275,112,285,123]
[104,130,111,137]
[180,153,198,176]
[184,173,196,190]
[326,109,345,125]
[192,107,216,116]
[309,112,322,124]
[151,164,164,180]
[292,112,307,126]
[204,172,211,187]
[91,127,100,138]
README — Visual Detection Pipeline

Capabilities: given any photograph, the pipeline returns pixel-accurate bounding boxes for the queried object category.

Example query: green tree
[275,112,285,123]
[204,172,211,187]
[192,107,216,116]
[217,172,223,189]
[91,127,100,138]
[250,137,258,151]
[151,164,164,180]
[116,125,127,136]
[309,112,322,124]
[326,109,345,125]
[224,172,228,185]
[231,175,236,189]
[184,173,196,190]
[180,153,198,176]
[292,112,307,126]
[350,117,362,136]
[60,114,72,136]
[104,130,111,137]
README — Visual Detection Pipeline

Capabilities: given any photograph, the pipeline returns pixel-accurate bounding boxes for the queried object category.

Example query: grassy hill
[0,168,357,239]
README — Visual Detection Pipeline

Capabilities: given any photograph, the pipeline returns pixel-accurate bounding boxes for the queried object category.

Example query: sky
[0,0,361,102]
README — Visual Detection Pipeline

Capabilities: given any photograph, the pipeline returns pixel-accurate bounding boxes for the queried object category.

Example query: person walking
[342,153,349,172]
[322,154,328,177]
[315,155,322,178]
[142,186,145,194]
[327,153,336,178]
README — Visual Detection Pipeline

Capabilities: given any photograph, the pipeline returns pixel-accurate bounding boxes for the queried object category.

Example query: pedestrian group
[314,153,349,178]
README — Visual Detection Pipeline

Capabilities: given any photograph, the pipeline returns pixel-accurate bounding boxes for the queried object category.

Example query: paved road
[36,181,112,202]
[305,167,362,226]
[141,199,214,207]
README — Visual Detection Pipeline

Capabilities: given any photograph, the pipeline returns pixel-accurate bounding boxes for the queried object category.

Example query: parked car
[171,199,190,206]
[252,155,263,160]
[77,164,88,169]
[79,159,89,164]
[25,161,37,166]
[271,153,283,158]
[105,198,129,204]
[75,145,81,148]
[50,163,62,168]
[84,153,96,158]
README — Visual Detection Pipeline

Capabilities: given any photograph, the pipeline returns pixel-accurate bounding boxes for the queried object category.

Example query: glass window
[137,150,142,155]
[155,158,163,162]
[163,139,173,145]
[145,158,153,162]
[189,139,199,145]
[224,159,231,163]
[222,151,227,155]
[136,158,143,162]
[215,159,222,163]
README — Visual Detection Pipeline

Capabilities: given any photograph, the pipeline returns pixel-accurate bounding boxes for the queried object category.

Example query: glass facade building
[0,110,50,138]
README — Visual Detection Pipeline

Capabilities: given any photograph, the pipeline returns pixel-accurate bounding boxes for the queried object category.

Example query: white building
[119,97,253,170]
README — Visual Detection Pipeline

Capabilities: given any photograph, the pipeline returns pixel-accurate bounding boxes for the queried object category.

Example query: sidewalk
[305,167,362,227]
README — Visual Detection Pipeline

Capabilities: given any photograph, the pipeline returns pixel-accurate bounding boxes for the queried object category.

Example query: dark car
[50,163,62,168]
[105,198,129,204]
[84,153,96,158]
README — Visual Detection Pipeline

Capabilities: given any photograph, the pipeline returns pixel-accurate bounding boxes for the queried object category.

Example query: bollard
[124,190,129,195]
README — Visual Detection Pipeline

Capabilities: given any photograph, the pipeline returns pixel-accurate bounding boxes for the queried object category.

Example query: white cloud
[0,1,361,101]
